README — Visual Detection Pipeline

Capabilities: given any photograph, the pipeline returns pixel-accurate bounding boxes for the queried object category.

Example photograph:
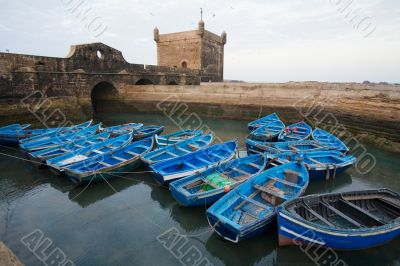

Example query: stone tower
[154,20,226,82]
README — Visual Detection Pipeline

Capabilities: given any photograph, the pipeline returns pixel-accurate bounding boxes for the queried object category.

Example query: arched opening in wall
[91,81,118,113]
[168,81,178,85]
[135,78,154,85]
[181,61,188,68]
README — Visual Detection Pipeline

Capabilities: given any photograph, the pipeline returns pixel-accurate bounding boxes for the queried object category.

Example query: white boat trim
[279,212,400,237]
[280,226,325,245]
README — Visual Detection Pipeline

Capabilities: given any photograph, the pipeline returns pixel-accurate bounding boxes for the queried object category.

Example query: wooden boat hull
[141,134,214,166]
[312,128,349,154]
[207,162,309,243]
[277,189,400,250]
[47,133,132,172]
[245,139,328,155]
[278,121,312,142]
[64,137,154,183]
[247,113,281,131]
[151,140,238,185]
[269,151,356,181]
[307,163,353,180]
[29,132,110,165]
[66,158,143,184]
[169,155,266,206]
[19,120,92,145]
[207,210,276,243]
[155,129,202,148]
[20,122,96,152]
[248,120,285,142]
[152,154,236,185]
[133,125,164,140]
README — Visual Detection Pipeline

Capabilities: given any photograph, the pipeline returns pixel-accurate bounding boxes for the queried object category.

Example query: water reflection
[149,182,176,209]
[205,229,278,266]
[169,204,208,232]
[306,171,353,195]
[68,177,139,208]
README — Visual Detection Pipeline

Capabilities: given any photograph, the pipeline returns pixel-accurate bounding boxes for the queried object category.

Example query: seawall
[1,82,399,151]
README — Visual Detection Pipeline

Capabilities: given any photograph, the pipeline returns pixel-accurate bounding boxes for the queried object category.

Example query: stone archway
[135,78,154,85]
[91,81,118,113]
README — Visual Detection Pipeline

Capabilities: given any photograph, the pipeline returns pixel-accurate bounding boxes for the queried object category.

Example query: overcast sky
[0,0,399,82]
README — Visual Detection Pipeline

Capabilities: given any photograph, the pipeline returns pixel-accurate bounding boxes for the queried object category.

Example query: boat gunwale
[278,189,400,236]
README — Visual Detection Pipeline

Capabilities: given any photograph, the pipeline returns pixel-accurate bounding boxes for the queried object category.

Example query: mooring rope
[0,143,215,240]
[0,151,47,166]
[97,172,213,239]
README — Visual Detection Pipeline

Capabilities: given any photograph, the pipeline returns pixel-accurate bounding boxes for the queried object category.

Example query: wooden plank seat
[188,144,199,150]
[253,184,286,200]
[210,153,226,160]
[177,147,191,153]
[231,174,250,181]
[99,161,113,167]
[184,180,203,190]
[126,151,138,156]
[308,157,325,165]
[184,161,198,169]
[320,199,365,228]
[237,194,270,210]
[339,197,385,225]
[135,145,149,149]
[232,167,249,176]
[374,198,400,217]
[112,156,126,162]
[248,162,262,169]
[164,150,179,158]
[301,202,335,227]
[92,149,103,154]
[269,177,300,188]
[289,145,299,152]
[197,157,212,165]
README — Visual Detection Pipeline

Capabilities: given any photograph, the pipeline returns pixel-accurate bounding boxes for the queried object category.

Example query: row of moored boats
[0,114,398,250]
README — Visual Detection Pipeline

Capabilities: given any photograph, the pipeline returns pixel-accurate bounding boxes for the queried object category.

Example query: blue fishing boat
[312,128,349,153]
[20,124,99,152]
[141,134,214,165]
[170,154,267,206]
[47,133,133,173]
[19,120,93,145]
[133,125,164,140]
[0,123,31,131]
[29,132,111,164]
[0,127,70,145]
[150,140,238,185]
[277,189,400,250]
[269,151,356,180]
[64,137,154,183]
[155,129,203,148]
[0,121,90,146]
[206,161,309,243]
[246,139,328,155]
[248,120,285,141]
[278,121,312,142]
[248,113,281,131]
[101,123,143,135]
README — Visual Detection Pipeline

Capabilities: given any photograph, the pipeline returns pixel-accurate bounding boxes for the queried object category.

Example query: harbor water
[0,113,399,266]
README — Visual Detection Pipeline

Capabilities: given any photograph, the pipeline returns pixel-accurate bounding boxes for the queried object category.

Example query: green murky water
[1,113,399,266]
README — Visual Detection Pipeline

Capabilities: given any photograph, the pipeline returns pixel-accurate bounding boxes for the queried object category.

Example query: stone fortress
[154,19,226,82]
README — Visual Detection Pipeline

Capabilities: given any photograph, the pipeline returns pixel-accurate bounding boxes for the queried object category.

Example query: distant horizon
[1,1,399,83]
